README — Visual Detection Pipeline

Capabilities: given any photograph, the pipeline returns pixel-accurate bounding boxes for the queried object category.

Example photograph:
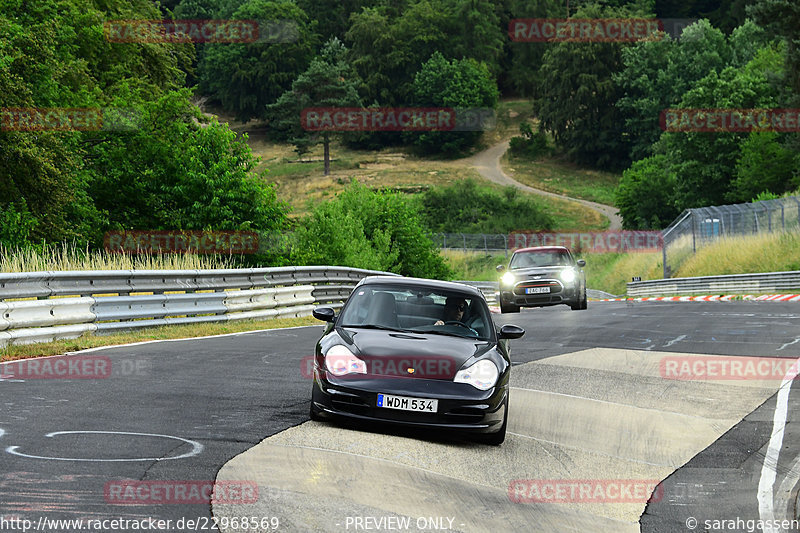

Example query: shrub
[293,181,451,279]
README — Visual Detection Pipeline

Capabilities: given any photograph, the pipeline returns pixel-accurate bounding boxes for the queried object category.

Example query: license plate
[377,394,437,412]
[525,287,551,294]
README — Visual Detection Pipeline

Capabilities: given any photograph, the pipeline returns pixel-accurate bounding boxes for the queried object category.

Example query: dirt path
[467,140,623,230]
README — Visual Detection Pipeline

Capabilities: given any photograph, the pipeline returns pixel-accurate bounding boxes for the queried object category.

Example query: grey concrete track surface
[468,140,623,230]
[214,348,780,532]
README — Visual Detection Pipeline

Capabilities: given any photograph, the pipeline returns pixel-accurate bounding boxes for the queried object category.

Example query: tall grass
[441,250,508,281]
[677,231,800,277]
[0,244,234,273]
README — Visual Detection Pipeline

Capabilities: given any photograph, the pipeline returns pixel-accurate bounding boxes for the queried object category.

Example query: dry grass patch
[0,245,233,273]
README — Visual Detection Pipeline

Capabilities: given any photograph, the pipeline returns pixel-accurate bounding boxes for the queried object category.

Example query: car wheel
[581,291,588,310]
[570,301,582,310]
[477,400,508,445]
[500,302,520,314]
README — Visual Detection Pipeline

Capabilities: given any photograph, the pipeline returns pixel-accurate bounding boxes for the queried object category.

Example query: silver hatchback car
[496,246,587,313]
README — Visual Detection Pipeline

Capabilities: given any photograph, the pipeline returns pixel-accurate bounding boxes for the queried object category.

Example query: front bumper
[500,279,580,307]
[311,369,507,434]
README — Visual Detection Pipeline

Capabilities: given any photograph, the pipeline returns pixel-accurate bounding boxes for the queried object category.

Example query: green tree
[408,52,499,154]
[615,19,733,161]
[346,0,504,106]
[293,181,451,279]
[452,0,506,77]
[747,0,800,103]
[615,155,680,229]
[87,90,288,237]
[266,38,363,175]
[535,3,654,170]
[664,63,781,208]
[505,0,564,97]
[197,0,317,121]
[730,131,798,202]
[0,0,190,246]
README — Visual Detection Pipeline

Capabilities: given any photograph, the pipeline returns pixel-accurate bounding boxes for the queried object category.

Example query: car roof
[513,246,571,254]
[359,275,483,298]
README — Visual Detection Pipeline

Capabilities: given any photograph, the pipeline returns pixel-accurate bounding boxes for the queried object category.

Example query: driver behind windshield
[434,297,467,326]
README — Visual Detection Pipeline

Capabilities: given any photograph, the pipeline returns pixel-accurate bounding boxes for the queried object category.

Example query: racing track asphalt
[1,301,799,532]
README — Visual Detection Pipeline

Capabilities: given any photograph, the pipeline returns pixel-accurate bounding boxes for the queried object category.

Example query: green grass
[503,152,621,206]
[441,250,508,282]
[0,315,319,361]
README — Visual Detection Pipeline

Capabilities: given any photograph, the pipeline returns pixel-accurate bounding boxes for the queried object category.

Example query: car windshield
[510,251,571,269]
[339,284,492,340]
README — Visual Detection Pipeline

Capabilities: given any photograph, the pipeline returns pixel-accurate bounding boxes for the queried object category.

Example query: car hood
[509,265,573,278]
[339,328,492,377]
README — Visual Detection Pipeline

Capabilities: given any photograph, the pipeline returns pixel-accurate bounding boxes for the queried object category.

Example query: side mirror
[576,259,586,268]
[498,324,525,340]
[496,264,506,273]
[312,307,336,322]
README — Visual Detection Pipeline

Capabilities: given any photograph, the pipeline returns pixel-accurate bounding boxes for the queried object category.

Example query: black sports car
[497,245,587,313]
[309,276,524,445]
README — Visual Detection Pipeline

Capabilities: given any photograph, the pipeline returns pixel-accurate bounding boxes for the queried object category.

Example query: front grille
[513,280,562,296]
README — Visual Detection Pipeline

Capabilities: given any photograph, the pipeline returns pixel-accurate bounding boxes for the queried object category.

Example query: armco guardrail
[0,267,398,348]
[457,281,499,305]
[627,271,800,297]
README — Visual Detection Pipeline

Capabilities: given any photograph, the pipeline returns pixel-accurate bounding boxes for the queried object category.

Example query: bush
[87,90,289,244]
[615,155,681,230]
[293,181,451,279]
[509,122,549,160]
[419,178,553,234]
[407,52,499,155]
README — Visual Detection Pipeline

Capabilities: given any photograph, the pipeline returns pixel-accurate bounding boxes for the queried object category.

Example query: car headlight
[324,345,367,376]
[454,359,499,391]
[561,269,576,283]
[501,272,516,286]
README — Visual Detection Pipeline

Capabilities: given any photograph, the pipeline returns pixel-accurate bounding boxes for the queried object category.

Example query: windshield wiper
[412,328,480,339]
[340,324,411,333]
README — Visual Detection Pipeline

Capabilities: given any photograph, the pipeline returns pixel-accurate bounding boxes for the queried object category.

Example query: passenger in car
[434,297,467,325]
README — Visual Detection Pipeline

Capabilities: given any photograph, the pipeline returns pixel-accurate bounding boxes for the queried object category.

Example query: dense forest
[1,0,798,273]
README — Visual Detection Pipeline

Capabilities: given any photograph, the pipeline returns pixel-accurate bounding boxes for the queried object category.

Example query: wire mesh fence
[431,233,510,255]
[661,196,800,278]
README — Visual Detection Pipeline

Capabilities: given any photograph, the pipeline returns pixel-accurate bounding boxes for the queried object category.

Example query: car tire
[477,400,508,446]
[500,302,520,314]
[571,291,588,311]
[580,291,588,310]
